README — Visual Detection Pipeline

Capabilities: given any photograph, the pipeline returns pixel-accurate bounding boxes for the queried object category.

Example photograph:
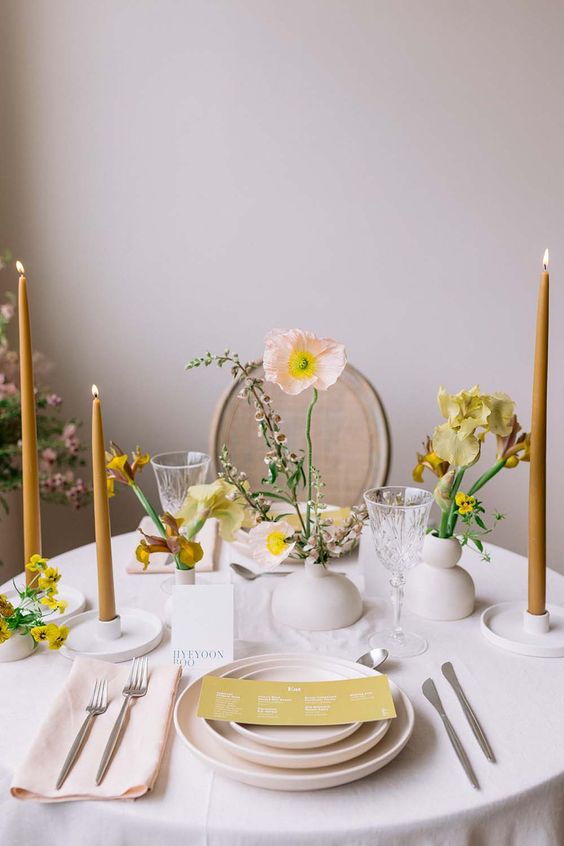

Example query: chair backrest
[209,363,391,507]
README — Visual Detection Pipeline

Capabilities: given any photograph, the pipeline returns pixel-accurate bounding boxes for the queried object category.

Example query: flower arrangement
[0,554,69,650]
[178,328,367,571]
[0,250,91,517]
[413,385,530,559]
[105,443,205,570]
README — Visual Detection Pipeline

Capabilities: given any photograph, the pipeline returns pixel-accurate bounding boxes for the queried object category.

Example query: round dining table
[2,530,564,846]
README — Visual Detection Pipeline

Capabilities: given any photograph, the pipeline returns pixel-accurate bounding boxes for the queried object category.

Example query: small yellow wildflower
[0,594,14,618]
[38,566,62,593]
[25,554,48,573]
[46,624,69,650]
[41,594,68,615]
[31,625,50,643]
[0,618,12,644]
[455,492,476,516]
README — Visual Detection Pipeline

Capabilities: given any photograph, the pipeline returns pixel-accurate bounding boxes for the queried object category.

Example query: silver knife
[441,662,495,762]
[422,678,480,790]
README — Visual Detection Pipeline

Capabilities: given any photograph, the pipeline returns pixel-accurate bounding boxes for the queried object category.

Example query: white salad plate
[223,657,364,750]
[174,653,414,791]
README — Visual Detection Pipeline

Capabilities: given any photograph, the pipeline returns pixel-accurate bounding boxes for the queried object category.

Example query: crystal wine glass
[151,451,211,594]
[151,451,211,514]
[363,486,433,658]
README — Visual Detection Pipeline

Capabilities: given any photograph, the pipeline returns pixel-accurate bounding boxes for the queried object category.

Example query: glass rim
[150,450,211,470]
[363,485,434,510]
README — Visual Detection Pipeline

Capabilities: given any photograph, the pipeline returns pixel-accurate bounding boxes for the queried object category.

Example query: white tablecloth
[2,532,564,846]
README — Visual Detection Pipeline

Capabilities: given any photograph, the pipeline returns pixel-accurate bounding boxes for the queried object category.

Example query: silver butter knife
[442,662,495,762]
[422,678,479,790]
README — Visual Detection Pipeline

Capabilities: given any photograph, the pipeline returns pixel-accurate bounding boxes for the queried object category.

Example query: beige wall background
[1,1,563,574]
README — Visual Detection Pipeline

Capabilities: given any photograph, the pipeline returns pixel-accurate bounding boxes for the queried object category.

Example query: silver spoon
[230,563,289,580]
[230,562,345,581]
[356,647,389,671]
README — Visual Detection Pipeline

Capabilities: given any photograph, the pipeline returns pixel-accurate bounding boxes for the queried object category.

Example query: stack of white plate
[174,652,414,791]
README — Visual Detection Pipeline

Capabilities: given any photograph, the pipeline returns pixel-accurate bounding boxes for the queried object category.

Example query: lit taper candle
[528,249,549,616]
[91,385,117,621]
[17,261,41,585]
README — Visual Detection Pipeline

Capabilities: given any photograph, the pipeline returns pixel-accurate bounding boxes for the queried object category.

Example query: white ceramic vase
[271,560,363,631]
[405,534,475,621]
[0,631,35,662]
[164,567,196,627]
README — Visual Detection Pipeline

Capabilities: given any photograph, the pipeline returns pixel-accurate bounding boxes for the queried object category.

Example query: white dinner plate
[174,654,414,791]
[224,658,363,750]
[204,661,390,768]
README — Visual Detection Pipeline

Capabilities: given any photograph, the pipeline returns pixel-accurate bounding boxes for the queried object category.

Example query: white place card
[172,585,234,673]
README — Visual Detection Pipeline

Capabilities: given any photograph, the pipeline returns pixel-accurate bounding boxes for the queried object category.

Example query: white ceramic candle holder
[59,607,163,662]
[481,601,564,657]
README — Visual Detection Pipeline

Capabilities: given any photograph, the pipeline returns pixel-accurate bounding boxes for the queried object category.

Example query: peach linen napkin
[11,656,181,802]
[126,515,219,573]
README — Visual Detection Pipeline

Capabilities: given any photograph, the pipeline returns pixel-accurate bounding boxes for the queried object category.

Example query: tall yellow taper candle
[91,385,117,621]
[528,249,549,616]
[17,261,41,586]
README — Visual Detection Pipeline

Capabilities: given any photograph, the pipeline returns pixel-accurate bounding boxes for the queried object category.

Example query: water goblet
[363,486,433,658]
[151,451,211,594]
[151,451,211,514]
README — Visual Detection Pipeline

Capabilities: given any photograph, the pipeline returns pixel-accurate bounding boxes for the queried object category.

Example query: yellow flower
[413,437,450,483]
[31,625,50,643]
[107,476,115,498]
[136,512,204,571]
[455,492,476,515]
[178,479,247,542]
[46,623,69,650]
[248,520,296,569]
[40,594,68,615]
[433,386,515,467]
[0,618,12,644]
[25,554,48,573]
[0,594,14,618]
[106,443,150,489]
[38,567,62,593]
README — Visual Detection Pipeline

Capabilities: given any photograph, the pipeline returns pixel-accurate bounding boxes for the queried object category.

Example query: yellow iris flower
[177,479,247,542]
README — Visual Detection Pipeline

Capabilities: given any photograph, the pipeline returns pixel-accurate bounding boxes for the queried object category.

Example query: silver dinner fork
[56,678,109,790]
[96,656,149,785]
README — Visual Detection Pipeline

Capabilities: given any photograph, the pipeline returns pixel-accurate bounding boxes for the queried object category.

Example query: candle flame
[92,384,99,399]
[16,260,25,274]
[543,248,549,270]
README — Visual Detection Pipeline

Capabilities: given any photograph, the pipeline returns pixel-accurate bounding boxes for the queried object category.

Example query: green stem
[468,458,507,497]
[305,388,318,538]
[438,509,450,539]
[131,483,184,569]
[443,467,466,538]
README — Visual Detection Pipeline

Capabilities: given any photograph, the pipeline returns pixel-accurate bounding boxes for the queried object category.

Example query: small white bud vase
[164,567,196,627]
[405,534,475,621]
[271,560,363,631]
[0,631,35,662]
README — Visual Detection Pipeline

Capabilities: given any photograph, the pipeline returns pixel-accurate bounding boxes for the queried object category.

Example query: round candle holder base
[59,607,163,663]
[481,601,564,657]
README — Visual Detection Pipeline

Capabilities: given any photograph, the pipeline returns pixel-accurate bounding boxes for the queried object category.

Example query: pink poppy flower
[263,329,346,396]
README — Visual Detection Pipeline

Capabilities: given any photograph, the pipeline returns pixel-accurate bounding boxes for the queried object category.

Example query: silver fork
[56,678,109,790]
[96,657,149,785]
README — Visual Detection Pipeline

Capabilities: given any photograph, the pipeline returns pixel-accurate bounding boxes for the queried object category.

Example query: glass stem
[390,574,406,641]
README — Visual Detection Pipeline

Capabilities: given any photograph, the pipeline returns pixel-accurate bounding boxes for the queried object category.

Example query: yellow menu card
[197,674,396,725]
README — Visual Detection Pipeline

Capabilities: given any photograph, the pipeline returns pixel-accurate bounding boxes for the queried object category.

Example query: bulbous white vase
[0,632,35,662]
[405,534,475,621]
[271,561,363,631]
[164,568,196,627]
